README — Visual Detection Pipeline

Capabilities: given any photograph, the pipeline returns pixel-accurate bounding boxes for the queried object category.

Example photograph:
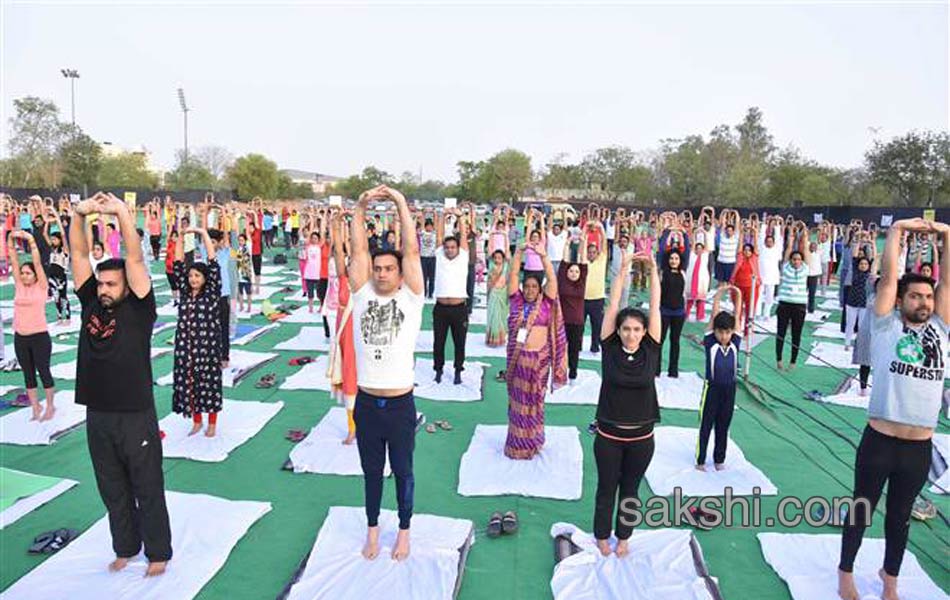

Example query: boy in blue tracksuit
[696,285,742,471]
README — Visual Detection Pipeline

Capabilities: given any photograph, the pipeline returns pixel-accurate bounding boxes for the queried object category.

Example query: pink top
[147,215,162,236]
[524,247,543,271]
[635,236,654,254]
[14,279,48,335]
[107,230,121,258]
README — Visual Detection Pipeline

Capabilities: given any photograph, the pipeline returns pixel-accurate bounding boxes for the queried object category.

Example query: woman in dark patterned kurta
[172,222,224,437]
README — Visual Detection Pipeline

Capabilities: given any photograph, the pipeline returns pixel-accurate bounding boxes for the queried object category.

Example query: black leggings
[658,314,685,377]
[48,271,70,320]
[593,433,655,540]
[565,323,584,379]
[354,390,416,530]
[806,275,819,313]
[839,426,931,577]
[421,257,436,298]
[14,332,54,389]
[584,299,604,352]
[149,234,161,259]
[775,301,806,364]
[859,365,871,390]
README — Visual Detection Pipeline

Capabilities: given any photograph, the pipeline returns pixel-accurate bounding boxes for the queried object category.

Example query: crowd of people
[0,189,946,600]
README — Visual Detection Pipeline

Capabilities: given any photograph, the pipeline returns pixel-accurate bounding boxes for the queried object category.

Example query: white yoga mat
[159,400,283,462]
[805,341,857,370]
[155,349,278,388]
[550,523,718,600]
[412,359,486,402]
[285,506,473,600]
[280,357,331,391]
[153,321,176,336]
[657,373,706,411]
[257,274,292,285]
[261,265,289,275]
[0,385,21,397]
[458,425,583,500]
[0,491,272,600]
[156,302,179,317]
[818,377,870,410]
[288,407,389,476]
[46,320,81,337]
[930,432,950,495]
[645,426,778,496]
[231,322,280,346]
[50,348,171,381]
[818,299,840,311]
[0,391,86,446]
[278,305,333,324]
[0,470,78,529]
[757,532,948,600]
[546,370,600,405]
[274,326,332,352]
[235,304,263,320]
[469,308,487,326]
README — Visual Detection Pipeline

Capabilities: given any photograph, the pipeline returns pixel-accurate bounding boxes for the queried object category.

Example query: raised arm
[934,222,950,323]
[508,248,523,296]
[602,248,634,340]
[643,252,661,342]
[875,219,926,317]
[69,194,103,289]
[388,187,422,295]
[347,187,378,292]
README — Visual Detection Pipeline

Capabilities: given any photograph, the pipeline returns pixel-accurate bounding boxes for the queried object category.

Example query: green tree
[736,106,774,161]
[6,96,68,186]
[456,160,497,202]
[865,130,950,206]
[702,124,739,201]
[487,148,532,202]
[58,130,102,189]
[538,153,585,191]
[226,153,280,199]
[722,156,768,207]
[98,152,159,188]
[657,136,707,206]
[165,150,216,190]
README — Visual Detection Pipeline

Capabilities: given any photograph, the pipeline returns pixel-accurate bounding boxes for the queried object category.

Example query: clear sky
[2,1,947,181]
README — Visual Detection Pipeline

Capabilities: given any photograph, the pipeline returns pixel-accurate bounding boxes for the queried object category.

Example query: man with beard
[70,192,172,577]
[838,218,948,600]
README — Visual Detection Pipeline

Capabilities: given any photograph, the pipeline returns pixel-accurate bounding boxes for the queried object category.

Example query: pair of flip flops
[424,420,453,433]
[487,511,518,538]
[911,497,937,521]
[687,506,718,531]
[286,429,307,443]
[494,370,507,382]
[288,356,315,367]
[255,373,277,388]
[29,528,79,554]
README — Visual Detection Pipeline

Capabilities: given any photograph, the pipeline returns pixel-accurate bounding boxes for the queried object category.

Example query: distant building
[280,169,342,196]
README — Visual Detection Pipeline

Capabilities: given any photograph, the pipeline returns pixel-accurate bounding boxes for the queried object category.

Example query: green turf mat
[0,468,63,512]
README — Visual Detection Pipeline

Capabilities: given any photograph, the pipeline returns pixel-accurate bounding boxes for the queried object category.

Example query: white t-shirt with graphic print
[352,283,424,389]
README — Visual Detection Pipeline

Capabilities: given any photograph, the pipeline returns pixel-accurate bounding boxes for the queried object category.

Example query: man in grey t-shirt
[838,218,948,600]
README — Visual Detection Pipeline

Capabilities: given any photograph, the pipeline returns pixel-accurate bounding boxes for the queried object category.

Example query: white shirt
[605,220,615,240]
[352,284,424,389]
[547,230,567,262]
[434,248,469,298]
[758,244,782,285]
[807,252,823,276]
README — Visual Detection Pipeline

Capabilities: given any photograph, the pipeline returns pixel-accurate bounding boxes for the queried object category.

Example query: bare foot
[221,360,229,369]
[695,464,707,472]
[787,362,797,371]
[40,404,56,422]
[614,539,629,558]
[362,526,380,560]
[837,569,859,600]
[776,361,784,371]
[145,561,167,577]
[342,433,356,445]
[595,539,611,557]
[205,424,217,438]
[714,463,726,471]
[188,422,202,436]
[392,529,410,561]
[109,557,130,572]
[879,569,900,600]
[30,404,42,421]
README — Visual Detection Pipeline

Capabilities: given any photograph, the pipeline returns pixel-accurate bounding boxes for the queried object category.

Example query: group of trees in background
[3,97,947,206]
[331,108,949,207]
[0,96,312,199]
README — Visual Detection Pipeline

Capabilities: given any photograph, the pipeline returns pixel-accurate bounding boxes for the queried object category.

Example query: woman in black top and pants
[657,250,686,377]
[593,246,662,558]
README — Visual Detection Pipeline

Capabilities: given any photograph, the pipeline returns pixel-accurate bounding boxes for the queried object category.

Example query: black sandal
[501,511,519,534]
[487,512,503,538]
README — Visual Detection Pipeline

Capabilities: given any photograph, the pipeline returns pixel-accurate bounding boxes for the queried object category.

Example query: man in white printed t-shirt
[432,207,470,384]
[347,185,424,563]
[547,220,568,273]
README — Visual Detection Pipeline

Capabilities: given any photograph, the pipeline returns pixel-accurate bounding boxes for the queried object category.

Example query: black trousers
[14,332,54,389]
[658,314,685,377]
[317,278,330,337]
[466,263,476,314]
[421,257,436,298]
[219,296,231,361]
[584,299,605,352]
[433,302,468,373]
[696,382,736,465]
[806,275,819,313]
[593,434,655,540]
[839,426,931,577]
[354,390,416,530]
[149,234,161,259]
[86,406,172,562]
[565,323,584,379]
[775,301,806,364]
